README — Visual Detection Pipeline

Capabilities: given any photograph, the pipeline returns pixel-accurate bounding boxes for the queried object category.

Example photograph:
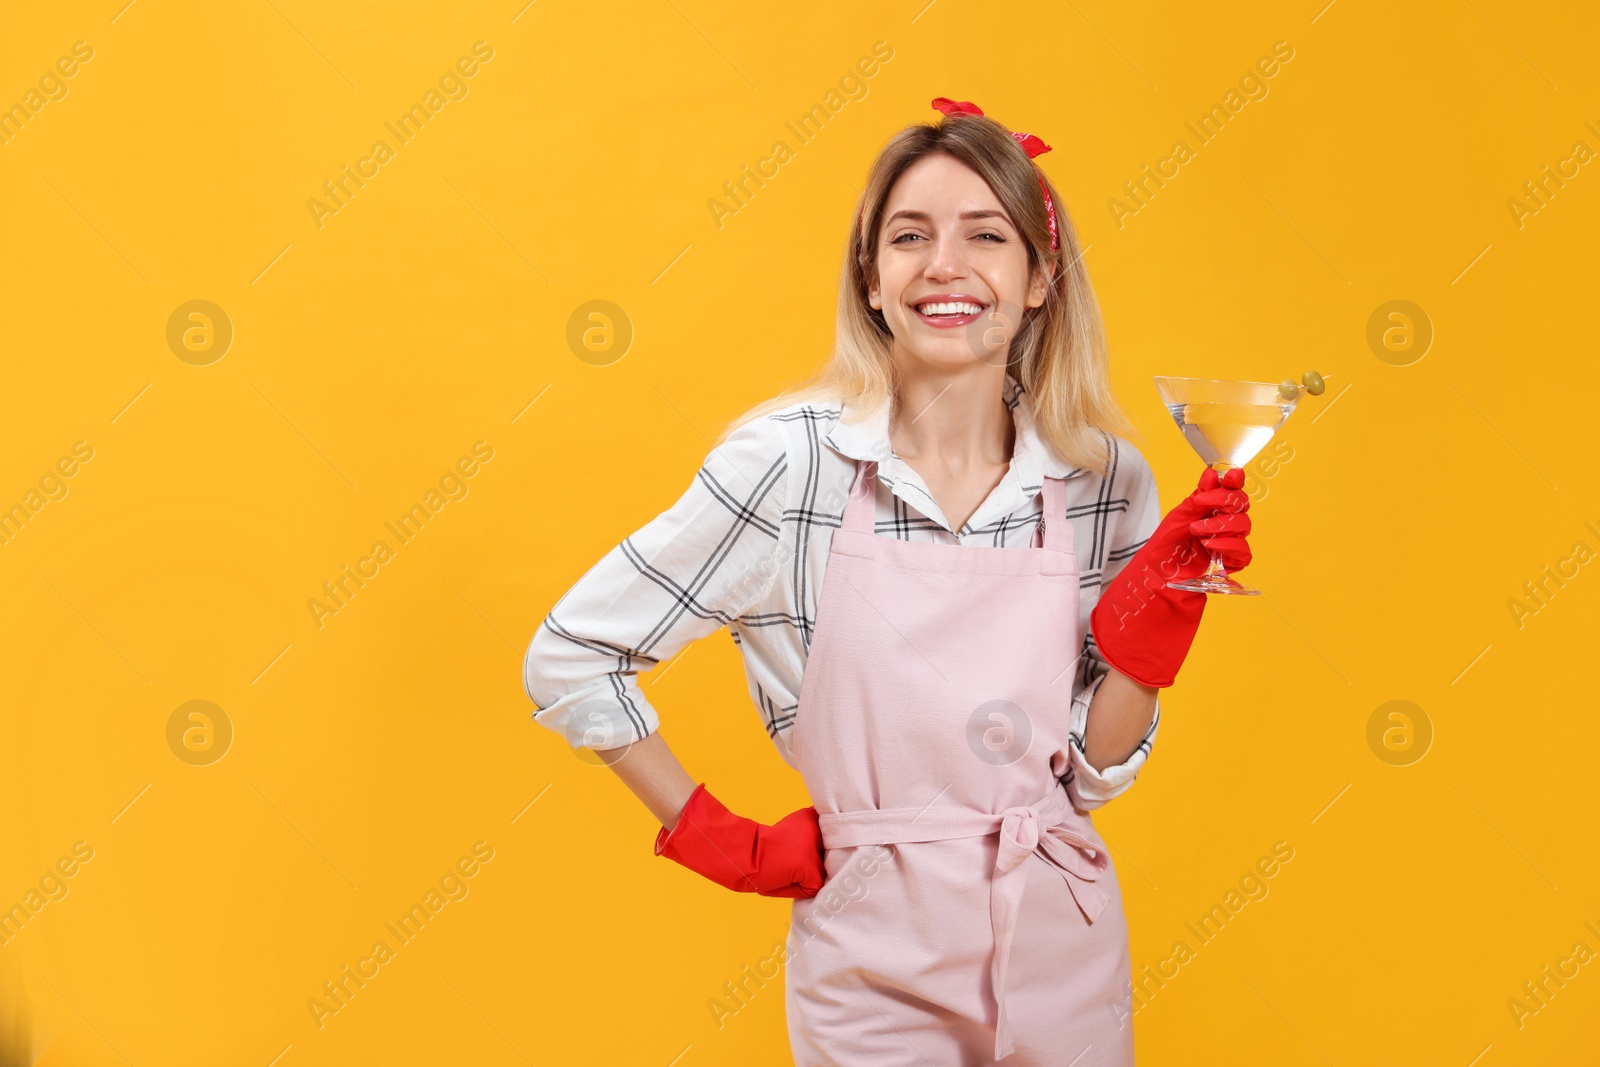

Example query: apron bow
[815,784,1113,1061]
[990,793,1112,1059]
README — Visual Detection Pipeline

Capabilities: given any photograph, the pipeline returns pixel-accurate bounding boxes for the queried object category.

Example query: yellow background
[2,0,1597,1063]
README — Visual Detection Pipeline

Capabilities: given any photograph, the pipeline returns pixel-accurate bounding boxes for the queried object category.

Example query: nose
[921,231,972,280]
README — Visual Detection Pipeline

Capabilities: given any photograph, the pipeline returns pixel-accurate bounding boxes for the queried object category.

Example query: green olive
[1302,370,1326,395]
[1278,379,1300,401]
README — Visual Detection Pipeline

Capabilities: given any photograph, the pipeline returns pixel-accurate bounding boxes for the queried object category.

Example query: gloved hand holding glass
[1091,371,1328,688]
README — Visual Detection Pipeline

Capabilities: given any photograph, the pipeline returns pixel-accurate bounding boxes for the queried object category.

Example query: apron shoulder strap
[841,460,878,534]
[1039,476,1073,553]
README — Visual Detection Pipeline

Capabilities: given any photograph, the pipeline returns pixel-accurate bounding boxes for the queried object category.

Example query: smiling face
[868,152,1052,370]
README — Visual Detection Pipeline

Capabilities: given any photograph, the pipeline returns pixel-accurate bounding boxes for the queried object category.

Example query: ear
[868,280,881,310]
[1025,261,1053,310]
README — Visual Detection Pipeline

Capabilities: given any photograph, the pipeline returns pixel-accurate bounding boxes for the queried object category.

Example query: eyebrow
[885,209,1011,226]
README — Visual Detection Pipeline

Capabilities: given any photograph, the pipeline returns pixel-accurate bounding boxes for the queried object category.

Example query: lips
[911,297,989,329]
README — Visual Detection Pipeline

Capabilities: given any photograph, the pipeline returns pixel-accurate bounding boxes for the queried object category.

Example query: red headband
[929,97,1059,253]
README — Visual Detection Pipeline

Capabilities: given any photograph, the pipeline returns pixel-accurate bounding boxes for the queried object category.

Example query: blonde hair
[716,105,1141,474]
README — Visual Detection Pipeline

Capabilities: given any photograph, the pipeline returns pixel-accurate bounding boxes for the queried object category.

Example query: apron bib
[785,459,1135,1065]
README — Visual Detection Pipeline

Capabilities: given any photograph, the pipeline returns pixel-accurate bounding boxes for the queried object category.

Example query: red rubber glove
[653,782,826,898]
[1088,466,1252,688]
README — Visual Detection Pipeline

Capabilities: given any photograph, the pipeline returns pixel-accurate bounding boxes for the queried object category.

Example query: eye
[892,231,1005,244]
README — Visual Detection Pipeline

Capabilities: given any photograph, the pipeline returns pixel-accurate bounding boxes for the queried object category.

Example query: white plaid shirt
[523,373,1163,809]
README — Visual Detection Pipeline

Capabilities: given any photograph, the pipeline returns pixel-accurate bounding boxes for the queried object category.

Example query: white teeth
[916,301,984,316]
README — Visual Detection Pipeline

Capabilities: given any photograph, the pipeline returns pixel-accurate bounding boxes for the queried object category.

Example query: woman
[523,97,1251,1065]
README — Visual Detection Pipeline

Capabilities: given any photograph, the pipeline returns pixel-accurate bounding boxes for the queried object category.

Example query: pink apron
[785,459,1135,1065]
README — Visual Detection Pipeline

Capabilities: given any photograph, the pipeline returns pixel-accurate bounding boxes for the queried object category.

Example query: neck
[886,358,1014,472]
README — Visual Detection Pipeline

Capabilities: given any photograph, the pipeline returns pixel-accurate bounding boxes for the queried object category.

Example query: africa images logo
[306,41,495,230]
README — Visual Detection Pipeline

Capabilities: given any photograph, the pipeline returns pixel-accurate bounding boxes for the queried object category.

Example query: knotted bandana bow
[930,97,1059,252]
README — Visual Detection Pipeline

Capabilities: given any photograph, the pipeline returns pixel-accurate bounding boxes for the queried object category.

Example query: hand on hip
[654,782,826,898]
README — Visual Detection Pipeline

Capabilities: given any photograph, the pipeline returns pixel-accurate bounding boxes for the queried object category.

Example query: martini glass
[1152,376,1300,596]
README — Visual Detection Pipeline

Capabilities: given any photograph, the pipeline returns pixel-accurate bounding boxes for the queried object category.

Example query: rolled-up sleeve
[1065,442,1162,810]
[523,417,788,752]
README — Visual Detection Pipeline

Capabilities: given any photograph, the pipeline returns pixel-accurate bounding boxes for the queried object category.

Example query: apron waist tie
[817,783,1113,1061]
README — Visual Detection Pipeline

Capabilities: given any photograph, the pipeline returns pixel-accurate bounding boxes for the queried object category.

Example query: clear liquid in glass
[1163,400,1293,468]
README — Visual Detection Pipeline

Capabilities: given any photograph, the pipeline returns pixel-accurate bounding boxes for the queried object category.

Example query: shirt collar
[822,373,1087,534]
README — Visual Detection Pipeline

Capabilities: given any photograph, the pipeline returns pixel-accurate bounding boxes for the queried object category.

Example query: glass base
[1167,573,1262,596]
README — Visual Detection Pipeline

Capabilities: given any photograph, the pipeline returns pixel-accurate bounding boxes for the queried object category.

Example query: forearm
[1081,667,1159,771]
[592,731,699,829]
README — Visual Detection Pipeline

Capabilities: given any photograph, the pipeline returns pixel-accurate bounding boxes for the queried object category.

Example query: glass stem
[1204,461,1234,582]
